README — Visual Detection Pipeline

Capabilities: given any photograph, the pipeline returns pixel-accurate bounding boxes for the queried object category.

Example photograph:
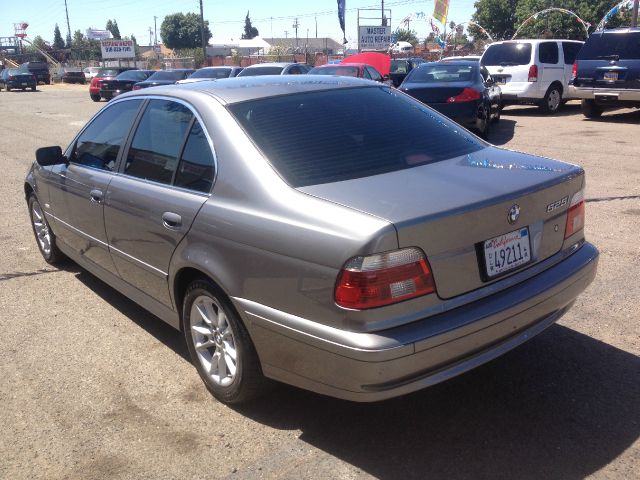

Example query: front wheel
[581,99,604,119]
[28,195,65,265]
[540,85,562,114]
[183,280,268,404]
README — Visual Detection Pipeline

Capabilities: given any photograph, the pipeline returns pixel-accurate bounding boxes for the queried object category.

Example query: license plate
[21,82,27,86]
[495,77,506,84]
[483,227,531,278]
[603,71,618,82]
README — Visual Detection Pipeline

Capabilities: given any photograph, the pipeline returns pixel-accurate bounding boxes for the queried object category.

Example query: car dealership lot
[1,84,638,479]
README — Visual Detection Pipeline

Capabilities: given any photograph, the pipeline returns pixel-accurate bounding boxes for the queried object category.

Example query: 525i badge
[546,195,569,213]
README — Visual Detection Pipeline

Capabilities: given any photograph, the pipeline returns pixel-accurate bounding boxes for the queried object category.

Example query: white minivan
[481,39,583,113]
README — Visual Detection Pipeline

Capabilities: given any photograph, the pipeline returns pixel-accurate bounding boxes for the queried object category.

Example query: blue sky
[2,1,477,49]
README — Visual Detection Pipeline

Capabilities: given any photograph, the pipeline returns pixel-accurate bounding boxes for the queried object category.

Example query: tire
[90,93,101,102]
[28,195,65,265]
[31,86,36,92]
[6,86,10,92]
[183,279,268,404]
[581,99,604,119]
[539,85,562,114]
[476,105,490,140]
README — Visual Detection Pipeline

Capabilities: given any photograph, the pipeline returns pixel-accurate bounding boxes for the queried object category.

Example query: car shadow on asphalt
[582,109,640,125]
[233,324,639,480]
[501,102,583,118]
[488,119,516,146]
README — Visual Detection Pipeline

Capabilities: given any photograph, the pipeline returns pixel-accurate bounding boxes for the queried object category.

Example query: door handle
[162,212,182,229]
[90,189,103,203]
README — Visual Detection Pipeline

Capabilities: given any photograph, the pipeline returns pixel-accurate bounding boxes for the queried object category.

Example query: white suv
[481,39,583,113]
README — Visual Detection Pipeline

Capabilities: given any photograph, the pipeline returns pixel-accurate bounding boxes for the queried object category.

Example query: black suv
[20,61,51,85]
[569,27,640,118]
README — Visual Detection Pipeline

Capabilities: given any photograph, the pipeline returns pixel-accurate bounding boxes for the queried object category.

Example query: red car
[308,63,390,85]
[89,67,133,102]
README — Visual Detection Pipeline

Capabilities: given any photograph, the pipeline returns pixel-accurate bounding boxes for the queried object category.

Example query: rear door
[104,98,215,307]
[539,41,562,93]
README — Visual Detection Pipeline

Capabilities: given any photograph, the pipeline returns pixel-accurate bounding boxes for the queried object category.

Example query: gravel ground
[0,83,638,480]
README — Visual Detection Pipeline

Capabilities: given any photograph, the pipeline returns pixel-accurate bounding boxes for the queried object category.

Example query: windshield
[309,66,360,77]
[578,31,640,60]
[405,64,475,83]
[228,87,483,187]
[190,68,232,79]
[482,43,532,66]
[238,66,285,76]
[117,70,151,81]
[148,70,186,81]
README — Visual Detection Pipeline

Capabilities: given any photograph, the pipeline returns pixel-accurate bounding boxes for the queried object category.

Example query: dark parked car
[132,69,195,90]
[400,60,502,138]
[99,70,154,100]
[20,61,50,84]
[62,70,86,84]
[569,27,640,118]
[25,76,597,404]
[389,58,426,87]
[236,62,311,76]
[178,66,244,84]
[0,68,37,91]
[308,63,390,84]
[90,67,134,102]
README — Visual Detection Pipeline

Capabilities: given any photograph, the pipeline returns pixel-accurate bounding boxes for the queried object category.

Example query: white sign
[86,29,113,40]
[359,25,392,51]
[100,39,135,59]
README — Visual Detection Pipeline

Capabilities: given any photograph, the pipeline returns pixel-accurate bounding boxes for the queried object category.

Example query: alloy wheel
[31,201,52,257]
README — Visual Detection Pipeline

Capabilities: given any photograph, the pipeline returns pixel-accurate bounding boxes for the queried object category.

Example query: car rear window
[482,43,532,66]
[406,64,475,83]
[228,87,484,187]
[98,69,121,77]
[577,31,640,60]
[148,70,185,81]
[117,70,150,81]
[309,66,359,77]
[238,66,285,76]
[190,68,232,79]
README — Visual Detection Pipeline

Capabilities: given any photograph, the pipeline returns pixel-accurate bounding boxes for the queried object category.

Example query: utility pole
[153,16,158,45]
[285,30,288,39]
[292,18,299,46]
[63,0,72,47]
[148,27,153,46]
[315,16,318,38]
[633,0,639,28]
[199,0,207,66]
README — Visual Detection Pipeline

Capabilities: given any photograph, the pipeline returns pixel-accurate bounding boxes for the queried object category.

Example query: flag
[433,0,449,26]
[430,18,440,35]
[337,0,347,44]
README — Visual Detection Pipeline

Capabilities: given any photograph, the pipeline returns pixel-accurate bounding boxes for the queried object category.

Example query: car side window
[288,66,301,75]
[363,68,372,79]
[562,42,581,65]
[174,121,215,193]
[539,42,559,64]
[72,99,143,171]
[365,66,382,82]
[124,99,194,185]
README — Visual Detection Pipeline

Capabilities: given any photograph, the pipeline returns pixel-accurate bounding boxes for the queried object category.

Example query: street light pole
[632,0,639,28]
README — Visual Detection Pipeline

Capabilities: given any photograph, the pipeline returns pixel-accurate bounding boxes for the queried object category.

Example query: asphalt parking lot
[1,83,638,479]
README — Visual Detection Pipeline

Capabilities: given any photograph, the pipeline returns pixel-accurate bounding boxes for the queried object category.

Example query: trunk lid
[400,81,472,104]
[299,147,584,299]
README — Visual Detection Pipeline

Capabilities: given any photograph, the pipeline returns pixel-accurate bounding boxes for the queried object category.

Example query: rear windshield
[148,70,185,81]
[98,68,121,77]
[482,43,532,66]
[117,70,150,81]
[309,66,359,77]
[238,66,284,76]
[24,62,48,70]
[406,64,475,83]
[228,87,483,187]
[190,68,232,79]
[390,60,410,73]
[577,31,640,60]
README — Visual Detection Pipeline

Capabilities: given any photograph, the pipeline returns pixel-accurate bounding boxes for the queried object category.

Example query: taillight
[564,190,585,239]
[335,247,435,309]
[447,87,481,103]
[571,61,578,80]
[528,64,538,82]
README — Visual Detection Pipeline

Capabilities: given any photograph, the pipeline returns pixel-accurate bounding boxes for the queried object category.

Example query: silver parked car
[25,76,598,404]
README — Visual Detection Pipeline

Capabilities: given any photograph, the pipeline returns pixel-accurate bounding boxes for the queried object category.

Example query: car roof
[490,39,583,44]
[121,75,378,105]
[430,60,479,66]
[316,63,365,68]
[243,62,300,68]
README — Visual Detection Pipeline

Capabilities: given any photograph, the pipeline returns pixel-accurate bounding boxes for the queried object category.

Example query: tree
[241,11,259,39]
[31,35,47,51]
[160,12,212,50]
[53,24,65,49]
[106,19,121,39]
[470,0,519,40]
[394,28,419,45]
[72,30,86,49]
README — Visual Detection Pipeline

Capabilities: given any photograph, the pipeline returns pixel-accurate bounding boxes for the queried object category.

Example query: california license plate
[483,227,531,278]
[604,71,618,82]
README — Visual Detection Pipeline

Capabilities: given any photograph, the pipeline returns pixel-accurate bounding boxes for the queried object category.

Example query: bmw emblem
[508,204,520,224]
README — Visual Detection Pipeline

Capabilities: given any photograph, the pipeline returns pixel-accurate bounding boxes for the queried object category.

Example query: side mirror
[35,146,65,166]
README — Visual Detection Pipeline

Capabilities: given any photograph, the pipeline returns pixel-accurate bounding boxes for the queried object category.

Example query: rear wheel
[182,280,268,404]
[581,99,604,119]
[28,195,65,265]
[90,93,101,102]
[540,85,562,114]
[31,86,36,91]
[6,85,10,92]
[476,105,490,139]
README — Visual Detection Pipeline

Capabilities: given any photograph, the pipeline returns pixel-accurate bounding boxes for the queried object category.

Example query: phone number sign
[100,40,135,59]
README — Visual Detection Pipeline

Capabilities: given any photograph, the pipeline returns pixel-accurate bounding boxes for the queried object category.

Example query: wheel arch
[548,81,563,95]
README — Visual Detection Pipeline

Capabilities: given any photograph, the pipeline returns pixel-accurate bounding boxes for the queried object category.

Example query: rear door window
[72,99,143,171]
[577,32,640,60]
[539,42,559,64]
[562,42,582,65]
[124,99,193,184]
[174,121,215,193]
[482,43,532,66]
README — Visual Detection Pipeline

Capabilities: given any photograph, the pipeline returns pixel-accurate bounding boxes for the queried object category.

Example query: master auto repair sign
[359,26,392,51]
[100,39,135,59]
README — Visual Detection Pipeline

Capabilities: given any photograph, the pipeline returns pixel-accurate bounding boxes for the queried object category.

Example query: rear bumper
[237,242,599,402]
[568,85,640,106]
[429,102,479,129]
[498,82,542,103]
